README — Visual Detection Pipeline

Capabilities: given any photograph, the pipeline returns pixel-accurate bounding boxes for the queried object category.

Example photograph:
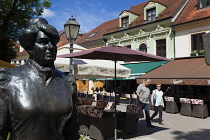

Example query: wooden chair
[180,98,192,116]
[164,96,179,114]
[87,102,115,140]
[117,104,139,134]
[77,98,94,135]
[191,99,208,119]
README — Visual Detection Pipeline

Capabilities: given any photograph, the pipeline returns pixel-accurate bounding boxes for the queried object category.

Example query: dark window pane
[152,10,156,14]
[124,45,131,49]
[122,17,129,28]
[191,33,205,51]
[152,15,156,20]
[199,0,210,8]
[139,43,147,53]
[147,8,156,21]
[156,39,166,57]
[199,35,204,50]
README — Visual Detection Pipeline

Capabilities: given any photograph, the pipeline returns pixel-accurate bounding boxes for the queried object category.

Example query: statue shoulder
[0,68,11,97]
[0,67,6,74]
[66,73,77,95]
[66,73,76,84]
[54,69,76,86]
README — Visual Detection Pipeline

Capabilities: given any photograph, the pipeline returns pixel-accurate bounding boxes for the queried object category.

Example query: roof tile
[75,0,185,45]
[174,0,210,25]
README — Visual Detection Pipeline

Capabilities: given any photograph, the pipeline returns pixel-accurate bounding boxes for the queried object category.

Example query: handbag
[152,90,156,104]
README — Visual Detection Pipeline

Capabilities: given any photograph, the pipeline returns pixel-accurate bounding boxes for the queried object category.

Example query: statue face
[32,31,57,67]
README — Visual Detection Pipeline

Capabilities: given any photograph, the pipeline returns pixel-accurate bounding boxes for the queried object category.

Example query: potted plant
[198,50,204,55]
[191,50,197,56]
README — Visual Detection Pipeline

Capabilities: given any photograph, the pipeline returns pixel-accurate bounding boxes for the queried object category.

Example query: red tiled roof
[75,18,119,44]
[119,10,140,16]
[151,0,185,20]
[174,0,210,25]
[17,50,28,56]
[58,31,63,34]
[58,31,69,46]
[57,41,67,48]
[75,0,185,45]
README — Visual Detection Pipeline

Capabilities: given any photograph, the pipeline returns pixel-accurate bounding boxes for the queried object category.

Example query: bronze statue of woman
[0,17,79,140]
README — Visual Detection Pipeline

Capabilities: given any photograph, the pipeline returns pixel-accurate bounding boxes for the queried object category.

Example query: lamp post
[64,16,80,74]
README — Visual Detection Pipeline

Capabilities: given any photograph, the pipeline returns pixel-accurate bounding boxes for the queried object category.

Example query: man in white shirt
[136,79,154,127]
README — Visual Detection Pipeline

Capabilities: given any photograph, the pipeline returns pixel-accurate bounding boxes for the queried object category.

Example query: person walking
[150,83,164,125]
[136,79,154,127]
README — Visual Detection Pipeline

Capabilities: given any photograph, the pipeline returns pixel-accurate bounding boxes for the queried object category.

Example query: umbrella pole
[114,55,117,140]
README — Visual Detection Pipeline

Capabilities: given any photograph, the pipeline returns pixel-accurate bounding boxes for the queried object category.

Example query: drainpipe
[103,38,107,46]
[173,30,176,59]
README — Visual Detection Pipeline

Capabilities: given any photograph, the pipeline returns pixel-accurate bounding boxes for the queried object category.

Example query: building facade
[103,0,187,59]
[76,0,188,59]
[173,0,210,58]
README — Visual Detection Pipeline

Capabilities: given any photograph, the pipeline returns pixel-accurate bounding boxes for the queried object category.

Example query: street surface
[113,103,210,140]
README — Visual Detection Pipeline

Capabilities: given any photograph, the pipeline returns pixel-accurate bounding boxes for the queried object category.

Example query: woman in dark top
[0,17,79,140]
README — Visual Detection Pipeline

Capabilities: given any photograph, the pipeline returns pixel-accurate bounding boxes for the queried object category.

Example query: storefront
[104,60,169,95]
[136,56,210,115]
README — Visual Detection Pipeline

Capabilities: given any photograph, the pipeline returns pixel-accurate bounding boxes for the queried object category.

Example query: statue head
[19,17,60,67]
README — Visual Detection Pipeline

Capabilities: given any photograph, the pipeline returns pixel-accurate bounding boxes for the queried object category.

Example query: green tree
[0,0,51,62]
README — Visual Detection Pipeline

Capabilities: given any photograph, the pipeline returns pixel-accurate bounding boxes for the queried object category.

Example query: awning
[136,57,210,85]
[89,61,169,81]
[122,61,169,79]
[0,60,16,68]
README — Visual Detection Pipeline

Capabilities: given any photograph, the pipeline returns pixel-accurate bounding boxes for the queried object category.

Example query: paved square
[116,104,210,140]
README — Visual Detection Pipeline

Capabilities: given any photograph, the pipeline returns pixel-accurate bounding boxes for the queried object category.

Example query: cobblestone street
[113,104,210,140]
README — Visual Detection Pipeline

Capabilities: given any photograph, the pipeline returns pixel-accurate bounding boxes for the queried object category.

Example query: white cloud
[42,9,55,18]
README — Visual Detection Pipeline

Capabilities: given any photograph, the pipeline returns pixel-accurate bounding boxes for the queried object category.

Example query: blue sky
[41,0,148,33]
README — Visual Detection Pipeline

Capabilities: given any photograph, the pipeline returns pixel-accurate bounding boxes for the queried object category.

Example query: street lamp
[64,16,80,74]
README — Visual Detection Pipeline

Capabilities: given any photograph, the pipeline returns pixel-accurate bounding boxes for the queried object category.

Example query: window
[199,0,210,9]
[87,32,97,39]
[147,8,156,21]
[124,45,131,49]
[191,33,205,51]
[156,39,166,57]
[121,17,129,28]
[139,43,147,53]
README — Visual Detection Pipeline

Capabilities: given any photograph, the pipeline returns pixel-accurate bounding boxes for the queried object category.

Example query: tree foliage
[0,0,51,62]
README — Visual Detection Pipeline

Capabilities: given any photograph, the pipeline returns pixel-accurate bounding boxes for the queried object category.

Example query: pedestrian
[150,83,164,125]
[136,79,154,127]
